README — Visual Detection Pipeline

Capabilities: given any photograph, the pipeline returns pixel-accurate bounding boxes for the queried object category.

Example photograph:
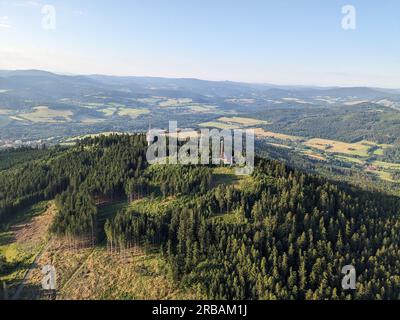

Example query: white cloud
[2,0,43,7]
[0,16,12,30]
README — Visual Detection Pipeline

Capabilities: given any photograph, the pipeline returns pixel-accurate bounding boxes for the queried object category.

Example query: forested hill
[1,134,400,299]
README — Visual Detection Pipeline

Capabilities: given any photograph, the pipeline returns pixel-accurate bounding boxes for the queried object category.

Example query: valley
[1,71,399,190]
[1,72,400,301]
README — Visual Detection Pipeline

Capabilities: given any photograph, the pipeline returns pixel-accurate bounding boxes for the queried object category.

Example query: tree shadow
[0,231,13,246]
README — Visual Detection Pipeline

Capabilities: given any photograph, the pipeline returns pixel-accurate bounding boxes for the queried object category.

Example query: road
[11,241,52,300]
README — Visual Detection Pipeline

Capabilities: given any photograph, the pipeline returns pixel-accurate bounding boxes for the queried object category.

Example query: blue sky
[0,0,399,87]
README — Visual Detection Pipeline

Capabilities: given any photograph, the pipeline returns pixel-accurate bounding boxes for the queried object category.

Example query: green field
[159,98,193,107]
[255,129,398,186]
[338,156,364,165]
[20,106,73,123]
[199,121,239,130]
[305,138,372,157]
[218,116,271,126]
[99,107,117,116]
[254,128,303,141]
[188,105,218,113]
[118,108,150,118]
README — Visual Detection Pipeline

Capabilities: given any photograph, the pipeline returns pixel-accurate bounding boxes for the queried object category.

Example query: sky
[0,0,399,88]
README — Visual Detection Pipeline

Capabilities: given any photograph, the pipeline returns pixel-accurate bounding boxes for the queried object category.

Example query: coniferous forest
[1,134,400,300]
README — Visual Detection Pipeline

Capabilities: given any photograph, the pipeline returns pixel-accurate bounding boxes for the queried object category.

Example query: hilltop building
[220,139,234,165]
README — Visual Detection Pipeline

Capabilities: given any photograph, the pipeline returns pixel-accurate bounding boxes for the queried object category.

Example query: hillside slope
[1,134,400,300]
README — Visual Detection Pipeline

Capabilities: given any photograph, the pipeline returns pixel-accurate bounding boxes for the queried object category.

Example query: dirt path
[11,240,53,300]
[8,203,56,300]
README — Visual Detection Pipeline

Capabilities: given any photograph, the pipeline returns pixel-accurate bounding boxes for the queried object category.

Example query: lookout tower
[220,138,234,165]
[146,122,153,146]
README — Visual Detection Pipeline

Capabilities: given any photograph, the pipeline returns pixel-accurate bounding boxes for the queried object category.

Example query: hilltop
[1,134,400,300]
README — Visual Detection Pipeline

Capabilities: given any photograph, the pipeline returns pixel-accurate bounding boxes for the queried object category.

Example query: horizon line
[1,68,400,91]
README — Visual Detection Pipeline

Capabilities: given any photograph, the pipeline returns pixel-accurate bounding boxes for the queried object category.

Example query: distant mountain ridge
[0,69,398,101]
